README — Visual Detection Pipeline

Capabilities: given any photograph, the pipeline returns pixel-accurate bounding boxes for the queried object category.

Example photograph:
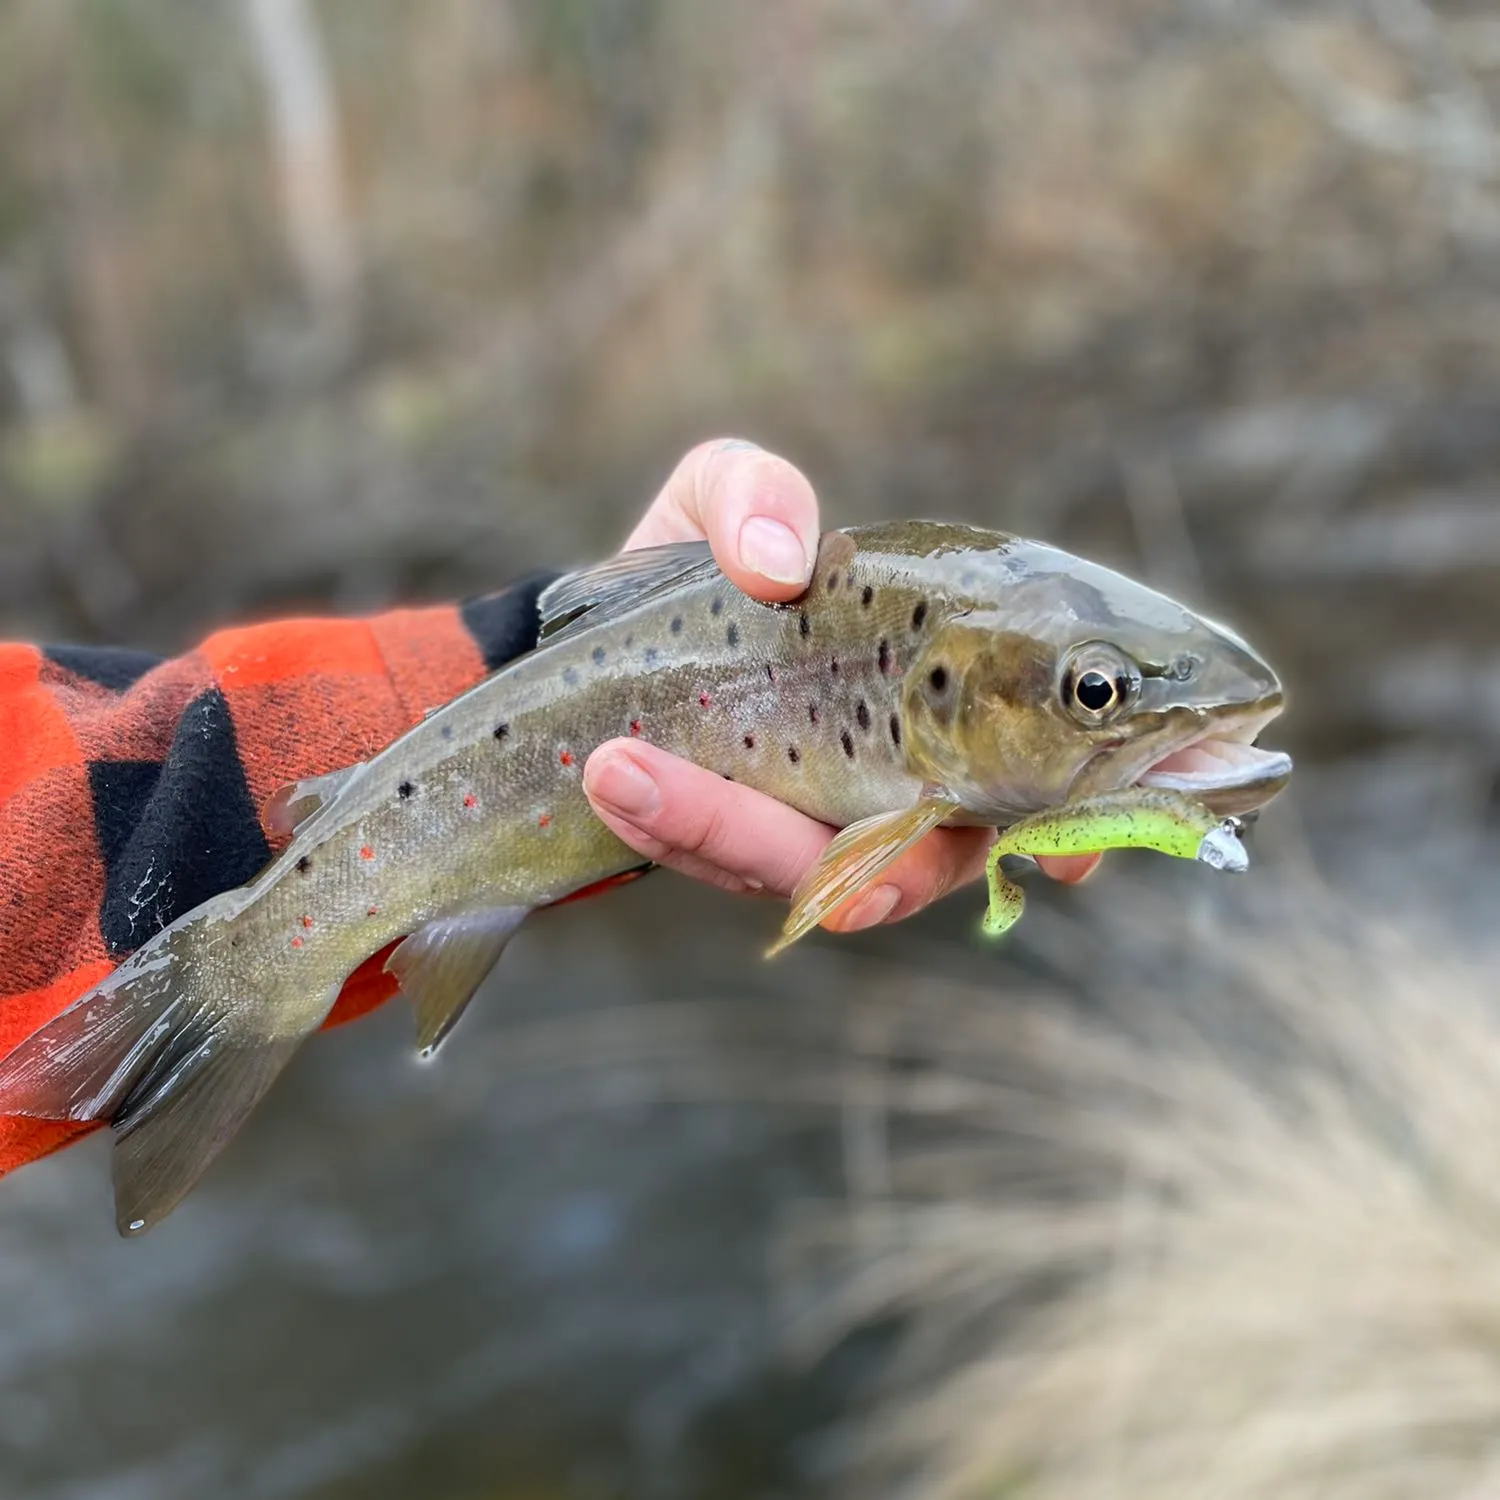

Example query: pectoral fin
[769,797,958,957]
[385,905,531,1055]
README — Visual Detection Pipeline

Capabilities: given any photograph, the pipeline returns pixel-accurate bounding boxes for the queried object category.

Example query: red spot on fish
[291,936,305,949]
[699,691,712,708]
[559,750,574,766]
[360,845,375,861]
[629,718,642,736]
[301,915,314,929]
[463,792,478,808]
[367,906,380,917]
[538,813,552,828]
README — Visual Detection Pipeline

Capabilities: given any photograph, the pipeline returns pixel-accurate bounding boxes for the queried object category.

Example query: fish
[0,521,1291,1234]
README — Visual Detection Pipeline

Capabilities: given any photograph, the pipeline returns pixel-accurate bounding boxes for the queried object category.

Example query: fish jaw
[1134,705,1292,818]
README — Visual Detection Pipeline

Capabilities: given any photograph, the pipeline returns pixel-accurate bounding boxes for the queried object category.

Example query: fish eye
[1062,644,1140,724]
[1075,671,1117,712]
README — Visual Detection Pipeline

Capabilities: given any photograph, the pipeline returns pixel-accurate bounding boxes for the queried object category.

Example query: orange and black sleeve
[0,577,555,1180]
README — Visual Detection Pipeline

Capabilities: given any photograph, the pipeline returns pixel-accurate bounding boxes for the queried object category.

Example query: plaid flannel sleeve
[0,577,554,1178]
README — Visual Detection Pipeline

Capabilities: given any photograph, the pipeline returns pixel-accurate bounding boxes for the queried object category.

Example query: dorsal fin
[537,541,718,645]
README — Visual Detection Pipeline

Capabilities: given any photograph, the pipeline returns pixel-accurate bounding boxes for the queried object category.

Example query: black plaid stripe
[460,572,556,672]
[43,644,163,691]
[92,688,271,956]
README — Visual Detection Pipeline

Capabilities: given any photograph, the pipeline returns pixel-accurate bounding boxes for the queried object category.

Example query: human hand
[582,440,1102,936]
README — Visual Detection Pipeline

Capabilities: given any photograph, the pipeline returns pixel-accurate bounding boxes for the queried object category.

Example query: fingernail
[835,884,901,931]
[584,751,660,821]
[738,516,811,586]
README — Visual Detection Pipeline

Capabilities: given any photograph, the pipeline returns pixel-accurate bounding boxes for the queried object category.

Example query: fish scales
[271,534,933,967]
[0,521,1291,1232]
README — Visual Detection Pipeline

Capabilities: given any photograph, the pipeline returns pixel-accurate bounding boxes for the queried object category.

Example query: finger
[822,825,996,933]
[583,739,834,897]
[624,439,820,602]
[1037,852,1104,884]
[586,736,1105,933]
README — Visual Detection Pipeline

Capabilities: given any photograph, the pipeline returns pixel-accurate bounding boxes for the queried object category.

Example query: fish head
[897,548,1291,821]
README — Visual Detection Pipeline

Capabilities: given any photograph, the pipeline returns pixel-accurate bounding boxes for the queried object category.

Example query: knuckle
[672,800,730,863]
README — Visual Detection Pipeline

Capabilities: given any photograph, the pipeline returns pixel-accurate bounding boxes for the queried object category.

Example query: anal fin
[385,905,530,1055]
[769,796,957,957]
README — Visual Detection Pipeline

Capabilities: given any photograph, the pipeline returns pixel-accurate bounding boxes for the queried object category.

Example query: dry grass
[779,882,1500,1499]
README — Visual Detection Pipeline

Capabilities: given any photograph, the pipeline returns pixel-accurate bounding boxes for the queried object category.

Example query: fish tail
[0,923,310,1236]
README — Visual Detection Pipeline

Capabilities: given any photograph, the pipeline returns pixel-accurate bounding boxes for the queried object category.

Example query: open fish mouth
[1137,709,1292,818]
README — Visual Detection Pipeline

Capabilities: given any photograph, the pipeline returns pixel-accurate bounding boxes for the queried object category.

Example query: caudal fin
[0,949,309,1235]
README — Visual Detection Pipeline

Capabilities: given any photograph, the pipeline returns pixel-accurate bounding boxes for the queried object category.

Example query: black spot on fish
[766,664,776,683]
[441,725,454,741]
[889,713,902,746]
[929,665,948,692]
[878,639,891,674]
[861,585,873,607]
[671,616,684,635]
[296,856,312,875]
[830,657,839,676]
[788,745,801,764]
[711,596,724,616]
[398,780,415,799]
[563,667,578,687]
[726,622,740,648]
[856,700,870,731]
[645,646,659,664]
[799,613,810,639]
[827,571,840,592]
[841,730,855,758]
[625,634,634,648]
[809,702,820,724]
[494,723,510,741]
[744,733,756,749]
[912,601,928,630]
[592,645,607,665]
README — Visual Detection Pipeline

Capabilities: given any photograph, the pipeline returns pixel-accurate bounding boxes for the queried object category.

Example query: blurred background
[2,1,1499,1496]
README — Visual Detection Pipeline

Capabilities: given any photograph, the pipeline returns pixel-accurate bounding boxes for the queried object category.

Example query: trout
[0,522,1290,1233]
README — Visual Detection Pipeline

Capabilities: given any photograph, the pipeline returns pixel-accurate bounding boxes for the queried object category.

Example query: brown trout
[0,522,1290,1233]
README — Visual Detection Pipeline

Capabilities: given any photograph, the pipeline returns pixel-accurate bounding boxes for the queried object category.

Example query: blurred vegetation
[1,2,1499,1497]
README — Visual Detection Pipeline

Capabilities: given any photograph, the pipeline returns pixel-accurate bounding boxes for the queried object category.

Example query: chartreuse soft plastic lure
[981,787,1247,937]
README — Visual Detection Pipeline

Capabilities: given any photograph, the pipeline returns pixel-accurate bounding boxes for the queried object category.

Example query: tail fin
[0,944,309,1235]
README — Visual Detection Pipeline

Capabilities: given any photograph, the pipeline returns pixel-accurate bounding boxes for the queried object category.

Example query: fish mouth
[1135,707,1293,818]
